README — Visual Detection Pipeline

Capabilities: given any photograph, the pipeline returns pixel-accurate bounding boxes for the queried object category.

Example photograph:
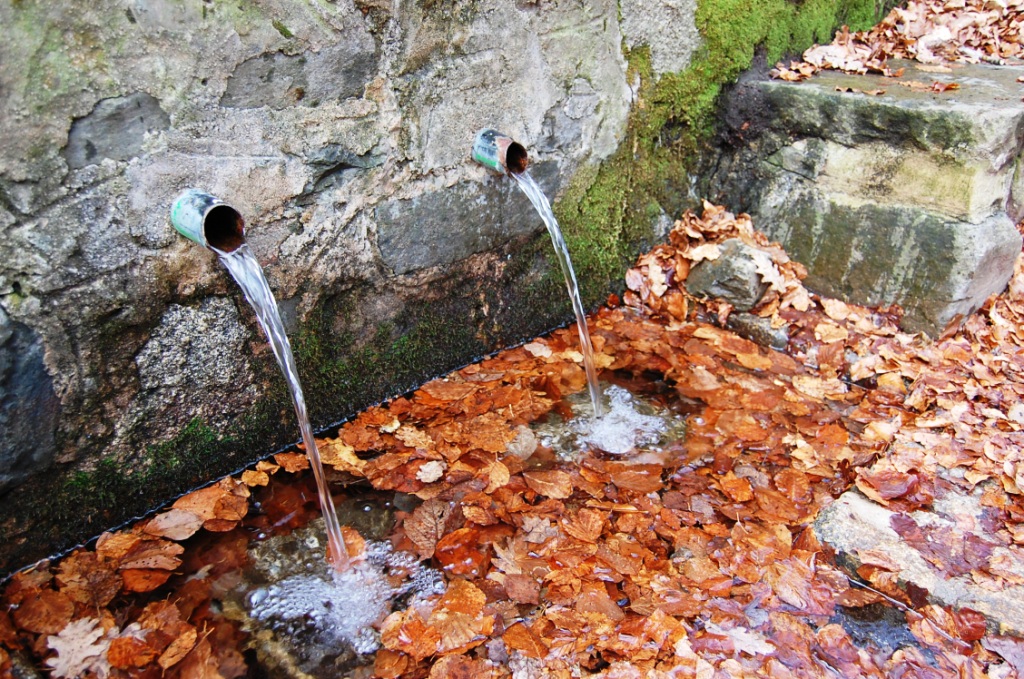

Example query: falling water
[512,171,604,417]
[218,244,350,572]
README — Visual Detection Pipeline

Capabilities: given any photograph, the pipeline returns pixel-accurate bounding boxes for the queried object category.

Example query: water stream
[217,244,350,572]
[512,170,604,417]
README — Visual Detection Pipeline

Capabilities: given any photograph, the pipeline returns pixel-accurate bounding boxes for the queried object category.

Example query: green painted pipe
[170,189,246,254]
[472,128,529,175]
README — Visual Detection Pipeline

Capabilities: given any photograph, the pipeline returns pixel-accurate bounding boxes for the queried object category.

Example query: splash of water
[217,244,349,571]
[248,540,445,655]
[512,171,603,417]
[534,384,686,457]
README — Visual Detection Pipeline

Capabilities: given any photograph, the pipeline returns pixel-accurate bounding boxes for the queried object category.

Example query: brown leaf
[502,574,541,605]
[522,470,573,499]
[953,608,987,642]
[502,622,548,659]
[119,539,184,571]
[144,508,205,541]
[405,498,452,560]
[435,528,489,577]
[121,568,174,593]
[55,551,121,608]
[241,469,270,487]
[158,625,198,670]
[274,451,310,473]
[11,589,73,634]
[108,636,158,669]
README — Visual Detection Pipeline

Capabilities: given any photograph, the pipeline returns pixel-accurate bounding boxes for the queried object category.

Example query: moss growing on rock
[553,0,891,308]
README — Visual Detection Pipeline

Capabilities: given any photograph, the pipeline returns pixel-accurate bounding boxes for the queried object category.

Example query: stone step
[707,61,1024,335]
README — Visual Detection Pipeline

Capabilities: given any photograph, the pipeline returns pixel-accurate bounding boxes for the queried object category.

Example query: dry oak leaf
[144,508,205,541]
[118,538,184,571]
[502,621,549,659]
[12,589,74,635]
[380,608,442,661]
[318,437,367,476]
[405,498,452,560]
[121,569,174,593]
[522,470,573,499]
[107,634,158,670]
[45,617,111,679]
[158,624,198,670]
[241,469,270,487]
[172,477,250,530]
[274,451,310,473]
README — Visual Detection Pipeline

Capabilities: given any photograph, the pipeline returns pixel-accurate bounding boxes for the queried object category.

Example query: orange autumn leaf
[108,636,158,669]
[274,451,310,473]
[522,470,573,499]
[11,589,73,634]
[502,622,549,659]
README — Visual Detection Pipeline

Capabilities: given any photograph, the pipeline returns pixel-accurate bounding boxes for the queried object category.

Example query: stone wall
[0,0,707,573]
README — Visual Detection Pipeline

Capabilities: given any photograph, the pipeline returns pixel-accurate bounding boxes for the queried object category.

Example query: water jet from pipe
[170,189,350,572]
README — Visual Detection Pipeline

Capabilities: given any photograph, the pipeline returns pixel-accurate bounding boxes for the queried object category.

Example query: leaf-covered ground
[3,203,1024,678]
[772,0,1023,81]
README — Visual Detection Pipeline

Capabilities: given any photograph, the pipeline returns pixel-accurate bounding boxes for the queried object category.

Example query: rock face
[705,61,1024,335]
[0,1,703,573]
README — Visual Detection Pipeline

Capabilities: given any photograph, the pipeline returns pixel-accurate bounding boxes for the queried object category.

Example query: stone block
[708,61,1024,335]
[685,238,771,311]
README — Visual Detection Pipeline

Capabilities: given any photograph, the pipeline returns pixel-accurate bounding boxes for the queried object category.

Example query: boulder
[706,61,1024,335]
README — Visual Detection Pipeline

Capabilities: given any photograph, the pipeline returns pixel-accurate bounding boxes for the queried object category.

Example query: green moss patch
[553,0,892,308]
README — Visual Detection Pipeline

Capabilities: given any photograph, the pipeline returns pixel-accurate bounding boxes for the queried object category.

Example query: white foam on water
[248,541,445,654]
[575,385,668,455]
[534,384,685,457]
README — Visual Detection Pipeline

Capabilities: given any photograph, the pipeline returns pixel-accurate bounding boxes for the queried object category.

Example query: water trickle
[217,244,349,571]
[512,170,603,417]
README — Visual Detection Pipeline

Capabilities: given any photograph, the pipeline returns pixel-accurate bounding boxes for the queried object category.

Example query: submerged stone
[814,489,1024,636]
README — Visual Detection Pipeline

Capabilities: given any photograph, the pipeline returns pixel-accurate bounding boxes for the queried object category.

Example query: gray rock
[815,490,1024,636]
[64,93,170,169]
[376,161,560,275]
[130,298,259,436]
[0,307,60,495]
[221,40,378,109]
[619,0,701,75]
[685,238,769,311]
[706,60,1024,336]
[725,312,789,351]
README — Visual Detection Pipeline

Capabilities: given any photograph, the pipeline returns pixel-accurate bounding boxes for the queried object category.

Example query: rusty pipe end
[170,189,246,254]
[472,128,529,176]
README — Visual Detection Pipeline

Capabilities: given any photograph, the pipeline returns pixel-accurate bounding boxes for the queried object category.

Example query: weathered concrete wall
[0,0,706,573]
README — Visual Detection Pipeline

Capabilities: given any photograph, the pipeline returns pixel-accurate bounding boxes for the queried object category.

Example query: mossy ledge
[552,0,894,307]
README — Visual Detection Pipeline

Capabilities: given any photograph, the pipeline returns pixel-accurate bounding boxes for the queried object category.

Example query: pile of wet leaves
[3,203,1024,678]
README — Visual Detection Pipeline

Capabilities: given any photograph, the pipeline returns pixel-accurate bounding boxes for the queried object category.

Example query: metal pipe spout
[471,128,528,175]
[170,189,246,254]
